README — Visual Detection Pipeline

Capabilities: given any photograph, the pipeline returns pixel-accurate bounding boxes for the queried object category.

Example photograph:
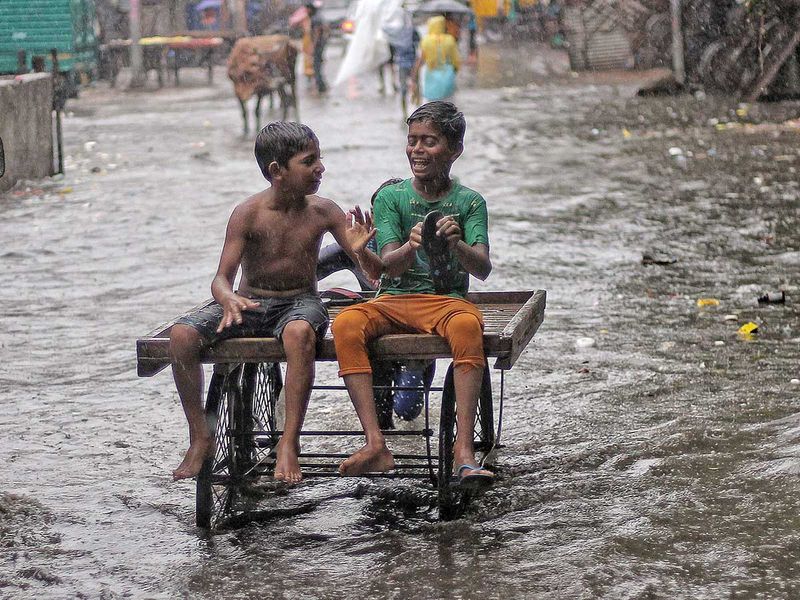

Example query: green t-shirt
[373,178,489,298]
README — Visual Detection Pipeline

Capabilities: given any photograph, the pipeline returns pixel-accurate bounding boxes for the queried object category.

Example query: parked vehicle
[0,0,98,96]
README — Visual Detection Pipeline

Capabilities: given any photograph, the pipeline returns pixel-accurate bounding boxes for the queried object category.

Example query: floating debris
[758,291,786,304]
[738,322,759,336]
[642,250,678,265]
[697,298,720,307]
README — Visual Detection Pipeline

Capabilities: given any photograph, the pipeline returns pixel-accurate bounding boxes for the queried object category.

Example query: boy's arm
[379,237,417,277]
[408,213,492,280]
[211,206,259,332]
[329,203,383,281]
[372,194,417,277]
[454,240,491,280]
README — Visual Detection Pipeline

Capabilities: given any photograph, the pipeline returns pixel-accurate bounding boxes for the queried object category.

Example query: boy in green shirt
[331,101,494,488]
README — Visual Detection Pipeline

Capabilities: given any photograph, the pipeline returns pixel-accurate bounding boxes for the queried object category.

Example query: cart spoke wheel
[196,368,238,530]
[243,362,282,476]
[437,365,456,518]
[196,363,282,531]
[473,366,495,453]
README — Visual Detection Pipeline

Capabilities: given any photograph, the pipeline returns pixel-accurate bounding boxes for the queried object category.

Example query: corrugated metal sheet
[0,0,98,74]
[563,4,635,71]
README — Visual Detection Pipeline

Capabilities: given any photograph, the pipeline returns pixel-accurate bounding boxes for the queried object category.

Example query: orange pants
[332,294,485,377]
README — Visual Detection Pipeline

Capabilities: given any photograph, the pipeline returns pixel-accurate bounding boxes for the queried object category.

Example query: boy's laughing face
[283,139,325,195]
[406,120,462,182]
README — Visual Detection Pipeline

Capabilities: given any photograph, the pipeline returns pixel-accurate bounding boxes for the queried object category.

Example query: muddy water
[2,42,799,598]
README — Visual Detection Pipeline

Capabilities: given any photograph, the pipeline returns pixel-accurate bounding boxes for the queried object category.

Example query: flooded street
[2,40,799,599]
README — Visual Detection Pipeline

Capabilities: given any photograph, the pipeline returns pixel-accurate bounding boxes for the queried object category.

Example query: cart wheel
[195,363,282,530]
[437,364,458,519]
[241,362,283,471]
[474,366,495,453]
[196,365,242,530]
[372,361,395,431]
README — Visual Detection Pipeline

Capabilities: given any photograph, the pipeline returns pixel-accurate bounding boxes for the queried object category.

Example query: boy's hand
[409,221,423,249]
[437,215,462,250]
[217,294,259,333]
[410,215,461,250]
[345,206,376,253]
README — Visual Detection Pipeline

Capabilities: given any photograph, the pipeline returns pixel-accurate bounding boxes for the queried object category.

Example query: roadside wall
[0,73,53,192]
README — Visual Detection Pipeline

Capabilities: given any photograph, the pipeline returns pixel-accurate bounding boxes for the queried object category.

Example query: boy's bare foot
[338,444,395,476]
[273,440,303,483]
[173,437,212,481]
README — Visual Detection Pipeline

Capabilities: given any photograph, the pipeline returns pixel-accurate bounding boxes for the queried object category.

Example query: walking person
[307,2,329,94]
[410,16,460,103]
[381,1,420,118]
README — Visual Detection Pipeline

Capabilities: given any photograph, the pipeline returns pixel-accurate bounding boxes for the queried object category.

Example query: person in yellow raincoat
[410,16,460,102]
[300,7,315,86]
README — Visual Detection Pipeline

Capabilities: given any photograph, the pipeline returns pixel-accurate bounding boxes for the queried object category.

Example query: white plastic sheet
[333,0,403,87]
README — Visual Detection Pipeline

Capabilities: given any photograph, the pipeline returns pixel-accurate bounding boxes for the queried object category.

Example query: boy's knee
[447,312,482,338]
[282,320,317,353]
[331,309,368,344]
[170,324,203,358]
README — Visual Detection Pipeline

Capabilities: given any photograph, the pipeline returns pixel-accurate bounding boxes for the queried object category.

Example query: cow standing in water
[227,35,299,135]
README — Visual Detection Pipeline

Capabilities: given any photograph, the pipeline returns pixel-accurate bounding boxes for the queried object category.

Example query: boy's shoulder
[374,179,412,204]
[375,179,484,206]
[450,179,482,198]
[237,189,269,209]
[306,193,340,214]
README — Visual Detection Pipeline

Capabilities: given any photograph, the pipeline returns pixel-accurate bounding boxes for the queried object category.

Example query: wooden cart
[136,290,545,530]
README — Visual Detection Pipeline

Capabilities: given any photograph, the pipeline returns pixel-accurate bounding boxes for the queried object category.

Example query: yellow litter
[697,298,720,307]
[738,322,759,336]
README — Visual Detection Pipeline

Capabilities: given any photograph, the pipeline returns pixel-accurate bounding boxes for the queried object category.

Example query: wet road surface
[2,41,799,598]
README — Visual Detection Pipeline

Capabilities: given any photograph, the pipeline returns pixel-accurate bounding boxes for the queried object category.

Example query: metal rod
[670,0,685,85]
[298,462,433,470]
[424,387,434,480]
[496,369,505,444]
[296,452,432,460]
[313,384,443,392]
[235,429,434,437]
[129,0,146,88]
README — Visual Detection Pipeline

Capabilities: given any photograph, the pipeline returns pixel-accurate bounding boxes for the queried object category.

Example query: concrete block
[0,73,54,192]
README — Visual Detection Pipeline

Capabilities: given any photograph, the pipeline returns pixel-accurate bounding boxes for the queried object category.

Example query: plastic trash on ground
[697,298,720,307]
[758,291,786,304]
[738,322,759,336]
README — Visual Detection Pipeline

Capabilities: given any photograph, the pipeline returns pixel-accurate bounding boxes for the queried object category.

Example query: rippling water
[1,42,799,599]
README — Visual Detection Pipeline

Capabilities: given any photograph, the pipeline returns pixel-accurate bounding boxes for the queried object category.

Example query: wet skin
[173,140,376,483]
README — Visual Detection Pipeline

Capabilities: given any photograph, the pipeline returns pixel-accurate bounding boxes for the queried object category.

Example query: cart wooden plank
[136,290,546,377]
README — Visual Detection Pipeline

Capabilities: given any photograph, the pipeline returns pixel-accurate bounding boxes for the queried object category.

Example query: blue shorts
[174,292,329,345]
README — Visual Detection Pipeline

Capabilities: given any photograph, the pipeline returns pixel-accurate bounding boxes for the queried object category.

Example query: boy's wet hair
[371,177,403,205]
[254,121,319,181]
[406,101,466,149]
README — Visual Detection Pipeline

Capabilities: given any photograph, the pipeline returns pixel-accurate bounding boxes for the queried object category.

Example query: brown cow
[227,35,299,136]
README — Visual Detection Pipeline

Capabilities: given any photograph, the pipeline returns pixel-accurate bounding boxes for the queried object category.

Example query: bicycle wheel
[437,364,458,519]
[196,365,243,530]
[473,365,495,453]
[240,362,283,475]
[196,363,283,530]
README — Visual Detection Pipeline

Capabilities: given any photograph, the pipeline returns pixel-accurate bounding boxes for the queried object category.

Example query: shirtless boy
[169,121,374,483]
[331,101,495,488]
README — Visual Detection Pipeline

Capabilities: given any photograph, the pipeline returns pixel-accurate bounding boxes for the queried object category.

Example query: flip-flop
[422,210,456,293]
[455,463,495,491]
